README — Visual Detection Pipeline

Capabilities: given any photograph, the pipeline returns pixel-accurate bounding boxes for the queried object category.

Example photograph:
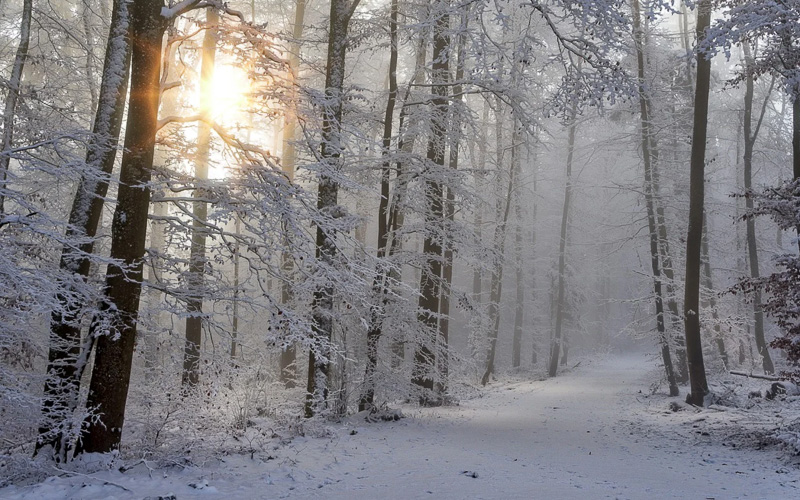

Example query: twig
[52,466,131,492]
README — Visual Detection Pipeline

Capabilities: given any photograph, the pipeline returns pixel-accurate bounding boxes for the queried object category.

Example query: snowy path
[3,354,797,499]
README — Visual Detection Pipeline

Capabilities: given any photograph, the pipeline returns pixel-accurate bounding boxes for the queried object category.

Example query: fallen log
[729,370,782,381]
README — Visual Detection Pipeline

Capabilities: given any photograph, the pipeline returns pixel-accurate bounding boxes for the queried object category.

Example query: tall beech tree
[683,0,712,406]
[411,0,450,404]
[37,0,132,460]
[76,0,202,454]
[305,0,361,418]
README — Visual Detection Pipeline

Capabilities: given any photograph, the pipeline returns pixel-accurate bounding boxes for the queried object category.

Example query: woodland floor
[2,352,799,499]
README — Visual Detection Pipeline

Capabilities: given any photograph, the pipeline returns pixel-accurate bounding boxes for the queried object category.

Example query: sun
[206,64,251,126]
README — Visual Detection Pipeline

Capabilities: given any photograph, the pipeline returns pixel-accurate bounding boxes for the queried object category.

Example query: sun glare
[207,66,251,126]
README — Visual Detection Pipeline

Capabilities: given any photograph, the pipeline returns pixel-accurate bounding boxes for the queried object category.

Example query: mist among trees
[1,0,800,496]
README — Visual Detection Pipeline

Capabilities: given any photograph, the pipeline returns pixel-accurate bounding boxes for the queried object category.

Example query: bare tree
[683,0,712,406]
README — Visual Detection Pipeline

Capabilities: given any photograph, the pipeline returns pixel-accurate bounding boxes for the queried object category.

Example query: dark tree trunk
[37,0,132,460]
[358,0,398,412]
[794,93,800,254]
[632,0,678,396]
[0,0,32,213]
[75,0,166,454]
[411,2,449,404]
[682,0,711,407]
[305,0,359,417]
[742,42,774,374]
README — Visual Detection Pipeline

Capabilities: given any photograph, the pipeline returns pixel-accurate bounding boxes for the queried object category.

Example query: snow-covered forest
[1,0,799,497]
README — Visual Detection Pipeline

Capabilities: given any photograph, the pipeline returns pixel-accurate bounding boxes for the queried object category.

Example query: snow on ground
[2,353,798,499]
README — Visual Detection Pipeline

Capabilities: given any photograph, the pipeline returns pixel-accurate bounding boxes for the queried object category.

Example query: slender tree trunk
[305,0,360,417]
[530,133,539,366]
[742,42,774,374]
[549,111,577,378]
[412,2,449,404]
[75,0,167,453]
[511,155,524,370]
[0,0,32,214]
[230,215,241,358]
[279,0,306,388]
[700,211,728,369]
[437,6,469,394]
[385,37,426,369]
[36,0,131,460]
[182,8,218,388]
[358,0,398,412]
[81,1,99,112]
[682,0,711,406]
[480,123,519,386]
[632,0,679,396]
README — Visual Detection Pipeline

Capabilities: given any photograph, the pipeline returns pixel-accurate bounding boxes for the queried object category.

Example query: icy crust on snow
[2,354,798,499]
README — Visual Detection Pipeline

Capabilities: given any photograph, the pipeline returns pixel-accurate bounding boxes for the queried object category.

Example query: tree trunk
[511,156,524,370]
[480,120,520,386]
[36,0,132,460]
[358,0,398,412]
[412,2,449,404]
[632,0,678,396]
[530,128,539,366]
[437,6,468,394]
[682,0,711,406]
[182,7,218,389]
[549,111,577,378]
[471,99,489,365]
[700,211,728,370]
[742,41,774,374]
[279,0,306,388]
[0,0,32,214]
[75,0,166,453]
[305,0,359,418]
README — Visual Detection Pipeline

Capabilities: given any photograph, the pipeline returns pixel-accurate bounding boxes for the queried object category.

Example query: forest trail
[3,353,797,499]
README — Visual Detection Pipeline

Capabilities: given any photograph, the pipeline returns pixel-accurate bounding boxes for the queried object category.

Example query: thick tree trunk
[0,0,32,214]
[75,0,166,453]
[412,2,449,404]
[305,0,359,418]
[742,42,774,374]
[279,0,306,388]
[182,8,218,389]
[682,0,711,407]
[632,0,678,396]
[36,0,132,460]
